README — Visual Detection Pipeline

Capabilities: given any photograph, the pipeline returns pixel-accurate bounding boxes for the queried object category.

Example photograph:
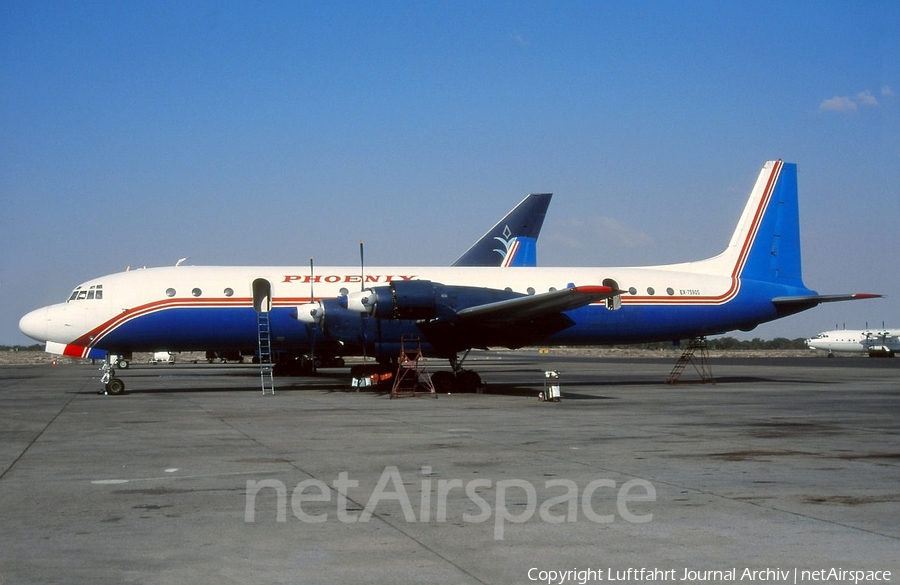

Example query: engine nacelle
[343,280,438,320]
[343,289,380,314]
[293,302,325,325]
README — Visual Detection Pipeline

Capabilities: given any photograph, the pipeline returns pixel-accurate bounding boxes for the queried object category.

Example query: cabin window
[192,288,202,297]
[666,287,675,296]
[166,288,176,298]
[527,287,535,295]
[628,287,637,295]
[224,288,234,297]
[647,287,655,295]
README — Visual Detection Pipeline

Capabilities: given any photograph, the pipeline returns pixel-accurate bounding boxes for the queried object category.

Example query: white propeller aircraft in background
[806,327,898,357]
[20,160,880,394]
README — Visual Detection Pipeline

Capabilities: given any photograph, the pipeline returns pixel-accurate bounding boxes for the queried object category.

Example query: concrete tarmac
[1,352,898,584]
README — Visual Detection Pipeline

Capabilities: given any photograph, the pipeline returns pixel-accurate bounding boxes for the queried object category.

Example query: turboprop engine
[342,280,438,320]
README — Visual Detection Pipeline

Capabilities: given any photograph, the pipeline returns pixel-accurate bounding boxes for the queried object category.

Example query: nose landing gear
[99,359,126,395]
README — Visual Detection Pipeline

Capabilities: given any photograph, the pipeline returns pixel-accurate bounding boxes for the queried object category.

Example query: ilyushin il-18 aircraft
[806,327,898,357]
[20,160,880,395]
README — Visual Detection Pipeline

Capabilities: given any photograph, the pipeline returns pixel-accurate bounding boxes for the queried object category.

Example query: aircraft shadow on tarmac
[694,375,843,385]
[69,364,844,396]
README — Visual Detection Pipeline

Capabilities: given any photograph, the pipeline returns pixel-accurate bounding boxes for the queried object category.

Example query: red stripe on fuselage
[71,295,327,348]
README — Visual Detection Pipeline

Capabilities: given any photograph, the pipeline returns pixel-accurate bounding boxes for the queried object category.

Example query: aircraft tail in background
[452,193,551,267]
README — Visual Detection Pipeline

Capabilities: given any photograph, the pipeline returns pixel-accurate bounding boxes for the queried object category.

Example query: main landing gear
[99,357,125,395]
[430,351,483,393]
[349,350,484,393]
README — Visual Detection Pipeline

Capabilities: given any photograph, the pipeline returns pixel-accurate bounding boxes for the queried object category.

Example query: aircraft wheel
[431,371,454,393]
[456,370,481,393]
[117,359,129,369]
[106,378,126,395]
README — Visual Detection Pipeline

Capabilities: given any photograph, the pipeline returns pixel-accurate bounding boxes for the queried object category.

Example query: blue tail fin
[704,161,806,288]
[738,161,804,286]
[452,193,551,267]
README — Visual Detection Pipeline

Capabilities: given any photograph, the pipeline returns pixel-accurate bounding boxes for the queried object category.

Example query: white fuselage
[18,261,746,350]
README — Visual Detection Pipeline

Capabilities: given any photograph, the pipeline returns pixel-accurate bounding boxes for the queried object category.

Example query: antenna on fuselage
[175,257,189,267]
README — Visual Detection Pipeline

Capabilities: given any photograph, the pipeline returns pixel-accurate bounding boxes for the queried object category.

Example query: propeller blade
[309,256,315,302]
[359,239,365,291]
[359,239,368,359]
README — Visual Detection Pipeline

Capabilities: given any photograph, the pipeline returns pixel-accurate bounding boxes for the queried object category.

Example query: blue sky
[2,1,898,345]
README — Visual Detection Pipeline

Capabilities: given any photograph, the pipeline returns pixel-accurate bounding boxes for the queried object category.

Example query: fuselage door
[252,279,272,313]
[603,278,622,310]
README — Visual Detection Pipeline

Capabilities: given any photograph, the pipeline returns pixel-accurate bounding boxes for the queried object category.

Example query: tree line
[2,344,46,352]
[617,337,808,350]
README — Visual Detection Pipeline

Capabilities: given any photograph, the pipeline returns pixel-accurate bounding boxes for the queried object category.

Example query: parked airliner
[20,160,879,394]
[806,327,898,357]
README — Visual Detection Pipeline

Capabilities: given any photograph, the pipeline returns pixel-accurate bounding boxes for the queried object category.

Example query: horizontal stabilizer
[772,293,882,309]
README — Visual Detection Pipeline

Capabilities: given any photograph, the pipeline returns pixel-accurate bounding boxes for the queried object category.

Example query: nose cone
[19,307,50,342]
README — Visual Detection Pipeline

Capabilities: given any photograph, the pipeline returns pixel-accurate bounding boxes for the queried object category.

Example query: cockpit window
[67,284,103,302]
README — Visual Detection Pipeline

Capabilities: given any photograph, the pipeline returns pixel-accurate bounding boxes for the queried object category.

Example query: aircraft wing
[417,284,619,352]
[454,285,618,324]
[335,281,619,354]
